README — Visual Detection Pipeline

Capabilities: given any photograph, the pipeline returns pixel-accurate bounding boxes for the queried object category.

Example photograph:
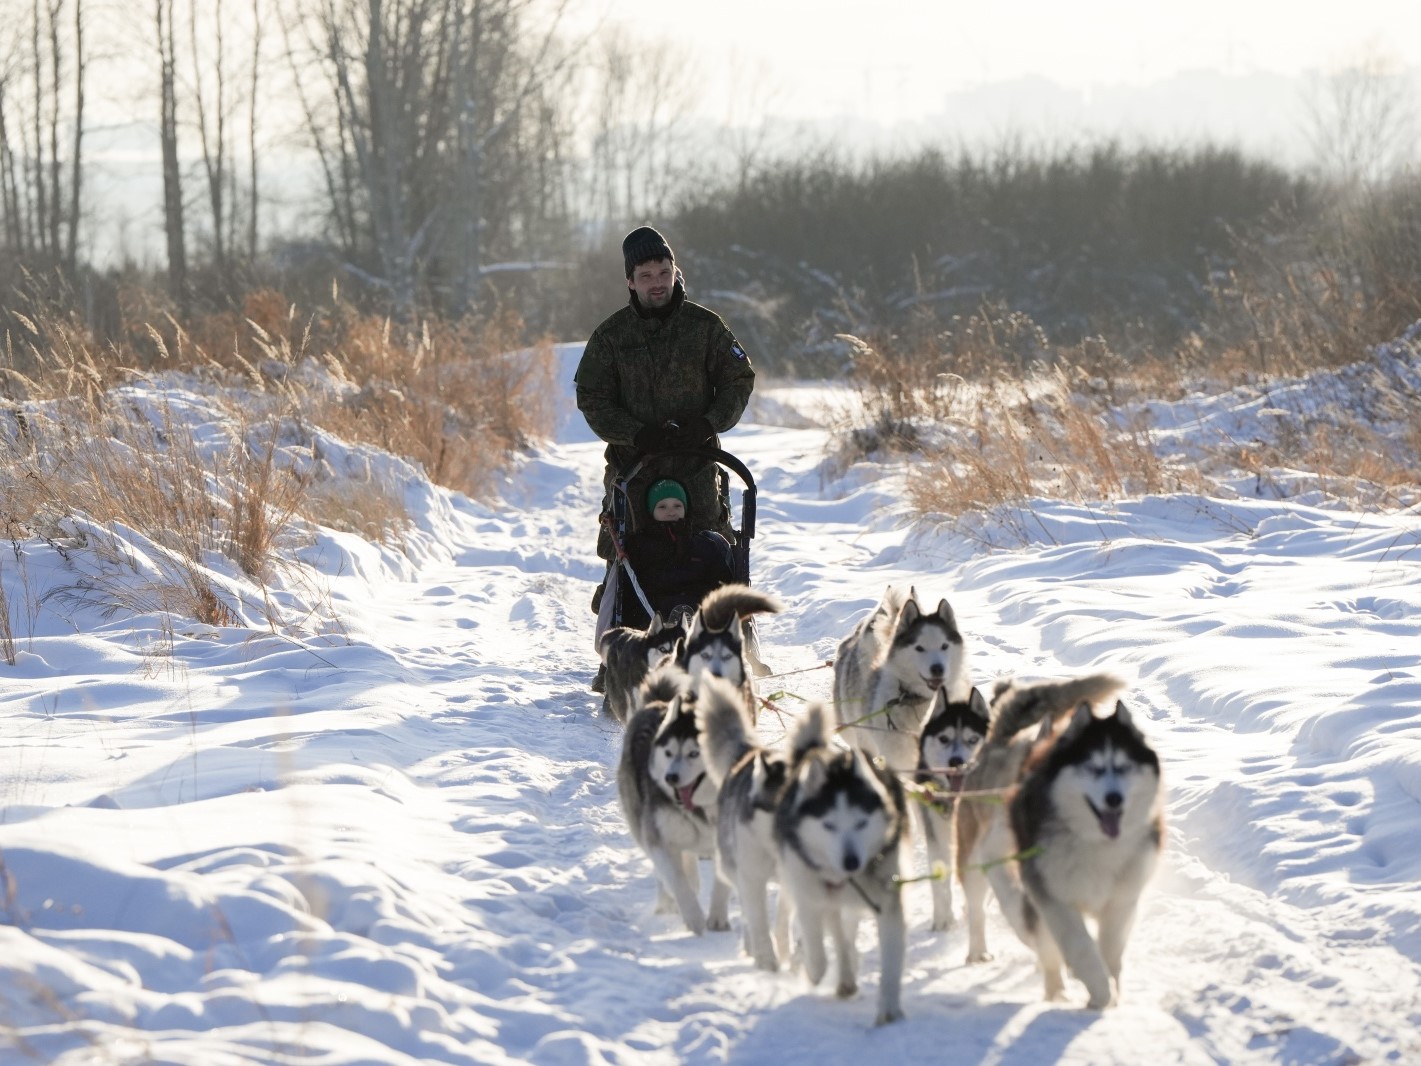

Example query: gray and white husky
[954,673,1127,968]
[834,584,967,781]
[617,666,728,935]
[677,583,783,704]
[696,674,791,971]
[914,684,990,930]
[1010,697,1164,1008]
[598,612,686,725]
[774,703,909,1026]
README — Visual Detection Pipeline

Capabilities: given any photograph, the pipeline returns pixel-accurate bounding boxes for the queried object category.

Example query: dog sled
[594,445,758,644]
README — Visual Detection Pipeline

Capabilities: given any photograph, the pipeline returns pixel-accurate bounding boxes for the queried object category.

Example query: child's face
[652,498,685,521]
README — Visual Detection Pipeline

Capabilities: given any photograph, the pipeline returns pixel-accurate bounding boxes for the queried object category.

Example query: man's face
[629,258,675,308]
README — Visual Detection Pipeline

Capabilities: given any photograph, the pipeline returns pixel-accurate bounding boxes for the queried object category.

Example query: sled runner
[594,446,757,643]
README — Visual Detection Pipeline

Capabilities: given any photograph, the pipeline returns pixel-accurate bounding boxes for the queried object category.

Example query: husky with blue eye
[915,684,990,930]
[598,611,686,725]
[1010,696,1164,1009]
[773,703,909,1026]
[832,585,967,782]
[954,673,1128,969]
[676,583,783,708]
[617,665,728,935]
[695,674,791,971]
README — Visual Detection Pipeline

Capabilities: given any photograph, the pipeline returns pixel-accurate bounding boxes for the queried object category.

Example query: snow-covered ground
[2,341,1420,1064]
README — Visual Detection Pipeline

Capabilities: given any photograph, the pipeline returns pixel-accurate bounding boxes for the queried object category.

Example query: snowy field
[2,340,1420,1064]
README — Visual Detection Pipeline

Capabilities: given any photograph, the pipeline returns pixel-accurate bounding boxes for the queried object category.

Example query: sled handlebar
[616,446,757,541]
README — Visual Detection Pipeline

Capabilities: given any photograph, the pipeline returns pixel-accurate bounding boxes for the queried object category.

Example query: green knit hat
[646,478,688,512]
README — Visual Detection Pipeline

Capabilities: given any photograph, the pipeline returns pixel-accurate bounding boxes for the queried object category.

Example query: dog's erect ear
[897,597,921,627]
[933,598,956,626]
[649,612,664,635]
[854,749,895,805]
[969,685,989,719]
[1112,699,1135,729]
[923,687,948,722]
[798,752,827,798]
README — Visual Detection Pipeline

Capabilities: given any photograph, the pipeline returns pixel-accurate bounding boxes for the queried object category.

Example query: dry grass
[901,366,1210,526]
[0,551,14,665]
[0,287,556,640]
[830,174,1421,536]
[837,297,1420,538]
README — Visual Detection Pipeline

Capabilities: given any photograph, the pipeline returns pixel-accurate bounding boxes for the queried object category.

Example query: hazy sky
[615,0,1421,123]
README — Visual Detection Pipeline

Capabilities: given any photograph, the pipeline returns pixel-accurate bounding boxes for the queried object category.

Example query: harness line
[599,511,656,622]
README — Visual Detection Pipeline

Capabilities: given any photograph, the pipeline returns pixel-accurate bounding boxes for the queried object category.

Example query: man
[576,224,756,594]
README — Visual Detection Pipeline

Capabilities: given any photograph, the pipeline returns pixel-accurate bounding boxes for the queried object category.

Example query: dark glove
[633,423,673,453]
[673,416,716,447]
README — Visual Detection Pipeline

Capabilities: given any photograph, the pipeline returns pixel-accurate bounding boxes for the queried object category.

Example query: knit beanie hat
[623,226,674,277]
[646,478,688,512]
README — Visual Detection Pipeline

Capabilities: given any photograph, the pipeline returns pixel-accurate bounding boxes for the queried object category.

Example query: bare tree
[188,0,231,279]
[1304,47,1418,189]
[64,0,82,270]
[280,0,579,317]
[0,0,86,271]
[583,32,698,226]
[247,0,262,260]
[156,0,187,308]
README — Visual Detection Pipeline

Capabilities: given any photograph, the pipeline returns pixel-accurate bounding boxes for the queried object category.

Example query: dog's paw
[1043,970,1067,1001]
[874,1006,906,1026]
[965,949,993,964]
[707,913,731,933]
[835,978,858,999]
[752,951,779,973]
[930,912,957,932]
[1084,985,1117,1010]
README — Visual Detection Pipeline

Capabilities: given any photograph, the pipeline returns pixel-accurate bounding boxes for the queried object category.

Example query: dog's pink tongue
[678,785,697,810]
[1098,808,1122,839]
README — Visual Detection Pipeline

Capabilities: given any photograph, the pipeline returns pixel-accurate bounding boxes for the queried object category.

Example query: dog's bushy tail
[696,584,784,633]
[786,702,835,765]
[639,662,690,711]
[695,675,757,787]
[987,672,1127,745]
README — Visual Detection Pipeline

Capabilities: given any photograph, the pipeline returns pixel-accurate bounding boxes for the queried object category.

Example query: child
[620,478,733,629]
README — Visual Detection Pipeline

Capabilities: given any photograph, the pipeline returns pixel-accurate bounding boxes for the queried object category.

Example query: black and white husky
[616,666,728,935]
[695,674,791,971]
[833,585,967,779]
[1010,697,1164,1008]
[774,704,909,1026]
[955,673,1127,966]
[914,684,990,930]
[677,583,783,703]
[598,612,686,725]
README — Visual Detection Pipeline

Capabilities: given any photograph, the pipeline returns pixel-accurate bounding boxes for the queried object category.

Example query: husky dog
[774,703,909,1026]
[677,583,783,703]
[598,612,687,725]
[696,674,791,971]
[1011,698,1164,1008]
[914,684,990,930]
[955,673,1126,967]
[617,666,728,935]
[834,584,967,781]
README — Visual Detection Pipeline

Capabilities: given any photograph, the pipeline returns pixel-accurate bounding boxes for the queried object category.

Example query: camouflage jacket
[575,283,755,472]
